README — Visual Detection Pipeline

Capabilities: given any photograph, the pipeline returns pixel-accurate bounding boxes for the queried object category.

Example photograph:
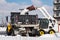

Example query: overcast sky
[0,0,53,24]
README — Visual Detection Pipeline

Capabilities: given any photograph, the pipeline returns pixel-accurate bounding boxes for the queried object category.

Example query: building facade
[53,0,60,25]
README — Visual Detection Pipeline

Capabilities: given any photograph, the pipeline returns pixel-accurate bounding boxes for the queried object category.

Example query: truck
[6,5,58,36]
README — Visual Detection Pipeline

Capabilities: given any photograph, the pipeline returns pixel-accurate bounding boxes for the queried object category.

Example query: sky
[0,0,53,24]
[6,0,53,6]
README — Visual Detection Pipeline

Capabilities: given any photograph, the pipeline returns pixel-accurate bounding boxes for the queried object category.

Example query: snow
[0,34,60,40]
[0,27,6,32]
[0,27,60,40]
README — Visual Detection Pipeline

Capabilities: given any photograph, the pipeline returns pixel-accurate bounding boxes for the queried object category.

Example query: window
[57,6,60,9]
[59,0,60,2]
[56,13,59,16]
[39,19,49,29]
[56,12,60,16]
[59,13,60,16]
[57,0,59,2]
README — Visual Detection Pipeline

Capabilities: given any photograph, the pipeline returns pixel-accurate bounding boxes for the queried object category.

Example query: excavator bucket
[27,5,36,11]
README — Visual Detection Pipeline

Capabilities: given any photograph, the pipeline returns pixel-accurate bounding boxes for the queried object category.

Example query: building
[53,0,60,26]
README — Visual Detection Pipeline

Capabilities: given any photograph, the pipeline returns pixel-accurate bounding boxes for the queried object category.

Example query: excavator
[6,5,58,36]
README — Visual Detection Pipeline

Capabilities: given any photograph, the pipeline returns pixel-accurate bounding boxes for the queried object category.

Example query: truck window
[39,19,49,29]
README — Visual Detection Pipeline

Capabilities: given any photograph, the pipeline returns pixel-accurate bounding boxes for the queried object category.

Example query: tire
[29,33,32,36]
[28,29,37,36]
[6,27,15,36]
[31,29,37,36]
[39,29,45,36]
[48,29,55,34]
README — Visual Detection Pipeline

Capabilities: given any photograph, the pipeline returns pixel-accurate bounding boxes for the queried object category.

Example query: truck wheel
[6,27,15,36]
[29,33,32,36]
[48,29,55,34]
[31,29,37,36]
[39,29,45,36]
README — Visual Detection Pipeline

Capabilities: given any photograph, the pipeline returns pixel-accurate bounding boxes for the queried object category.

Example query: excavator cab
[39,18,49,29]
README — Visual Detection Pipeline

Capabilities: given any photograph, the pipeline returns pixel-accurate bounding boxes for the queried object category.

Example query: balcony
[54,16,60,17]
[54,16,60,19]
[53,9,60,11]
[54,1,60,5]
[53,7,60,11]
[53,13,60,19]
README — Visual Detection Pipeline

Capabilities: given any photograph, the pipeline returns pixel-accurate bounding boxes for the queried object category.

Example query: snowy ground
[0,34,60,40]
[0,27,60,40]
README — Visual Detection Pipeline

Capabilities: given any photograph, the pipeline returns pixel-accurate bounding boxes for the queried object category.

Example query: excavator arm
[20,5,56,21]
[20,5,36,15]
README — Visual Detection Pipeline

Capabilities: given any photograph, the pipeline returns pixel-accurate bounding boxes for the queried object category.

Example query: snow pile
[0,35,21,40]
[0,27,6,32]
